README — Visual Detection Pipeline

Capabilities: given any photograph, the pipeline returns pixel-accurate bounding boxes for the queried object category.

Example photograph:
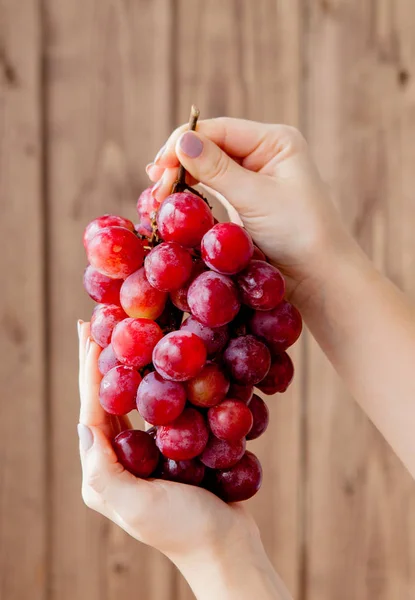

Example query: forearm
[297,235,415,477]
[171,532,292,600]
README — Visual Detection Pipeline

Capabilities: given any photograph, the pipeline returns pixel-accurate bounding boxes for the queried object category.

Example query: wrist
[169,526,291,600]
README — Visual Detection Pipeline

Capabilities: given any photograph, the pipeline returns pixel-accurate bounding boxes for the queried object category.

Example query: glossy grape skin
[207,451,262,503]
[98,344,122,375]
[112,317,163,368]
[99,365,142,415]
[180,316,229,357]
[87,226,144,279]
[201,223,254,275]
[83,215,135,249]
[153,331,207,382]
[200,436,246,469]
[170,259,206,312]
[146,426,158,440]
[256,352,294,395]
[186,363,230,408]
[120,267,167,319]
[187,271,240,328]
[113,430,159,478]
[246,394,269,440]
[90,304,127,348]
[136,372,186,425]
[157,457,205,485]
[156,408,209,460]
[83,265,123,305]
[156,299,183,333]
[136,186,160,219]
[223,335,271,386]
[236,260,285,311]
[208,399,253,442]
[144,242,193,292]
[227,383,254,405]
[249,300,303,352]
[156,191,214,248]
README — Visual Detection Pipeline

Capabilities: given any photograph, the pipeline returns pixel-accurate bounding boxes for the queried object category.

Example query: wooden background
[1,0,415,598]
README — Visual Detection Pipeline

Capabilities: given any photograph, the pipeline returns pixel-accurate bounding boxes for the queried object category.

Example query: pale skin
[78,118,415,599]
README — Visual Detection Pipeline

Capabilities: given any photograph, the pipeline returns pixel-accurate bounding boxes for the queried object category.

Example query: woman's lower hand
[78,321,290,599]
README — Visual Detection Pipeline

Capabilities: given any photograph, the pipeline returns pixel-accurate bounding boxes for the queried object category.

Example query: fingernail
[154,144,166,164]
[77,319,83,338]
[78,424,94,451]
[179,132,203,158]
[151,178,163,198]
[86,336,91,353]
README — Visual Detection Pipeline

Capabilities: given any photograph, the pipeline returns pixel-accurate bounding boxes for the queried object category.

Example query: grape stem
[171,105,205,198]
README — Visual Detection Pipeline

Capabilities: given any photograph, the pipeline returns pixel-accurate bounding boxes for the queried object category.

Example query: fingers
[79,425,151,526]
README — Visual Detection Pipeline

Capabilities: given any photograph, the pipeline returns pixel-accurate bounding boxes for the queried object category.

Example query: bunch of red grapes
[83,183,302,503]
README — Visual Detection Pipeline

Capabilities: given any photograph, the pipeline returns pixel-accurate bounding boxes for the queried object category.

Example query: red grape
[136,372,186,425]
[156,191,214,248]
[98,344,122,375]
[120,267,167,319]
[83,265,123,305]
[113,430,159,478]
[246,394,269,440]
[223,335,271,385]
[135,217,153,239]
[83,214,134,249]
[156,408,209,460]
[252,245,266,261]
[207,451,262,502]
[99,365,142,415]
[200,436,246,469]
[180,316,229,357]
[208,399,253,442]
[187,271,240,328]
[158,457,205,485]
[227,383,254,404]
[136,186,160,219]
[90,304,127,348]
[145,242,193,292]
[112,317,163,368]
[256,352,294,394]
[152,331,207,382]
[146,426,157,439]
[201,223,253,275]
[250,300,303,352]
[170,259,206,312]
[236,260,285,311]
[87,226,144,279]
[186,363,230,408]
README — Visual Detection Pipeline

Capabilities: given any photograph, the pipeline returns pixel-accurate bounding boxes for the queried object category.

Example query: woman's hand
[147,117,353,305]
[77,321,292,600]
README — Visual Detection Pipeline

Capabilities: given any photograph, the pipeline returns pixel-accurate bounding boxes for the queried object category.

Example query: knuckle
[81,485,100,511]
[85,467,107,495]
[208,150,230,184]
[274,125,307,151]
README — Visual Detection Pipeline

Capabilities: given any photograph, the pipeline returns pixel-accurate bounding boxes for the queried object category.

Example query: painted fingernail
[77,424,94,451]
[179,132,203,158]
[151,178,163,198]
[77,319,83,338]
[154,144,166,164]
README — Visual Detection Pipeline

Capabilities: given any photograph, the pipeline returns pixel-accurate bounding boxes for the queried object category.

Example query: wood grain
[44,1,175,598]
[0,1,46,599]
[304,1,415,598]
[174,1,303,598]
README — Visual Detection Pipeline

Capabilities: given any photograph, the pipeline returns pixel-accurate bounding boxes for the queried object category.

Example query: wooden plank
[44,1,175,598]
[304,1,415,598]
[0,1,46,599]
[174,1,303,598]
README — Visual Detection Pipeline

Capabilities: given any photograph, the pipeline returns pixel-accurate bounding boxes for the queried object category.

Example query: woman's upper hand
[147,117,352,305]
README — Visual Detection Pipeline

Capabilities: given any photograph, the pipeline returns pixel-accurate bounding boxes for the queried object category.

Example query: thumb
[175,131,262,215]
